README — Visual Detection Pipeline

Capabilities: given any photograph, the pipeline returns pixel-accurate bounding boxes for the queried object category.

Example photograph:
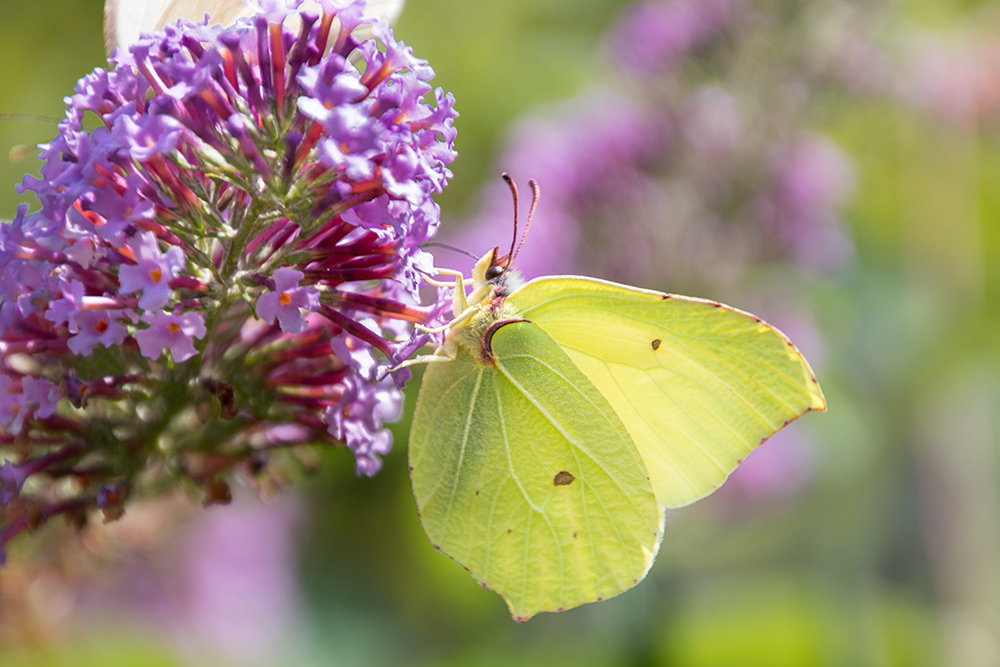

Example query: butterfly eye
[485,265,505,281]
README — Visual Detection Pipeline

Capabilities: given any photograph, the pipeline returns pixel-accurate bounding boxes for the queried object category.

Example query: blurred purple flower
[0,460,27,506]
[444,90,663,279]
[610,0,734,73]
[74,497,307,664]
[177,500,305,663]
[680,86,742,157]
[450,0,866,285]
[758,135,856,273]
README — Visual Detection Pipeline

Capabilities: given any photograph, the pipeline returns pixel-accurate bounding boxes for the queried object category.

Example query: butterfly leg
[421,268,471,315]
[380,344,458,378]
[416,267,483,335]
[416,303,479,334]
[385,350,456,372]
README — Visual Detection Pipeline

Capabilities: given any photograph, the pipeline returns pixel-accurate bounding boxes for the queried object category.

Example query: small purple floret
[135,311,207,362]
[256,268,320,334]
[118,231,186,311]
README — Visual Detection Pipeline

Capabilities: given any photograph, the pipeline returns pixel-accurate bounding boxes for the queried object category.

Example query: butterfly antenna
[421,242,479,261]
[511,179,539,266]
[501,172,519,267]
[0,112,61,125]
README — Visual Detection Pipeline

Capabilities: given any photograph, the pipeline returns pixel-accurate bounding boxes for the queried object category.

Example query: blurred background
[1,0,998,665]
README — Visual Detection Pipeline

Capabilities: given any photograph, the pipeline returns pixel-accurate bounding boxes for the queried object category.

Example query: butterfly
[407,175,827,621]
[103,0,405,53]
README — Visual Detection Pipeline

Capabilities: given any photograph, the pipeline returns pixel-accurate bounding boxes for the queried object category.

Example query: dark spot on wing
[651,338,661,351]
[553,471,575,486]
[507,528,512,534]
[475,490,480,496]
[573,531,577,539]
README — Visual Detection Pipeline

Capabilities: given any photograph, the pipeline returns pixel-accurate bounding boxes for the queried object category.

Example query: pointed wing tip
[807,375,828,413]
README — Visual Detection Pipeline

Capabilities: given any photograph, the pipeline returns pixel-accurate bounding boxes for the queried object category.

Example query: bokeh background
[1,0,999,665]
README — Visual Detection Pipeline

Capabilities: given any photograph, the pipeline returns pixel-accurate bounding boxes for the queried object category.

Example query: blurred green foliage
[3,0,1000,665]
[1,634,183,667]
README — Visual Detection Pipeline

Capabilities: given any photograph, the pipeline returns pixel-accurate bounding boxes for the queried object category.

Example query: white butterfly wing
[159,0,252,29]
[104,0,405,53]
[104,0,179,52]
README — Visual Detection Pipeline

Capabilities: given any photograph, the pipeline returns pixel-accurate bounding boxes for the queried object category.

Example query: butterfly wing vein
[409,322,660,619]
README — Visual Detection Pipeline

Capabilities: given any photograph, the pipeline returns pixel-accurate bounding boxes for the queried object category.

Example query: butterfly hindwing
[507,276,827,509]
[409,320,661,620]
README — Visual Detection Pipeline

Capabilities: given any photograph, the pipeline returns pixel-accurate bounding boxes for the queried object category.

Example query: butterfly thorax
[444,247,526,362]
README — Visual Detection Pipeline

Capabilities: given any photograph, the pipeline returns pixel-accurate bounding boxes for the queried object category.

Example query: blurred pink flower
[79,497,306,665]
[176,499,305,663]
[721,423,815,501]
[902,31,1000,128]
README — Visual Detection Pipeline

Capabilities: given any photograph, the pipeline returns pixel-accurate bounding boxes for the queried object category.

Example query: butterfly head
[469,174,539,299]
[467,245,520,304]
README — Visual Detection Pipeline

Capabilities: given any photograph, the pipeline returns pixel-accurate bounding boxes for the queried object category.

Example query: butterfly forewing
[409,321,661,620]
[508,277,827,509]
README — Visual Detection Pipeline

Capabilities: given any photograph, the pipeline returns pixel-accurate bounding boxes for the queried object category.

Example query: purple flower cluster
[0,0,456,561]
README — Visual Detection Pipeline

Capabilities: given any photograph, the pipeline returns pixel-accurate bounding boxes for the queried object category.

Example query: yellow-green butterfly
[408,175,826,621]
